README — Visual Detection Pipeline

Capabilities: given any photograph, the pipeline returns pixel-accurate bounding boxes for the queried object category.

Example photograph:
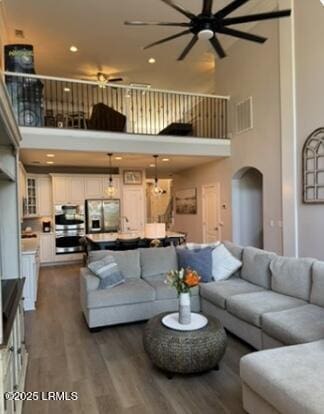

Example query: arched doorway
[232,167,263,248]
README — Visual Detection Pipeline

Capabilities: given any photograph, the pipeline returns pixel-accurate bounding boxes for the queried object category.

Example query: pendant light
[152,155,163,197]
[105,153,116,198]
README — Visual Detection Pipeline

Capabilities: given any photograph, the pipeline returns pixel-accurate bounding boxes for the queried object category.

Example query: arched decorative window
[303,128,324,203]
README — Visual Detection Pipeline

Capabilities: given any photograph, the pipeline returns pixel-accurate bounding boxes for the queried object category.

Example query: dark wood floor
[23,265,252,414]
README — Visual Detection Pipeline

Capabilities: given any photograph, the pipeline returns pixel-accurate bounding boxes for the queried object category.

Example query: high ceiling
[20,149,217,177]
[2,0,266,92]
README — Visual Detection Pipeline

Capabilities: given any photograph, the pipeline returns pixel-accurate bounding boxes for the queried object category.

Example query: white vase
[179,292,191,325]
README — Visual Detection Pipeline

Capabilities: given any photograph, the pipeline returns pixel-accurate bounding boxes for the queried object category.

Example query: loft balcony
[4,72,231,157]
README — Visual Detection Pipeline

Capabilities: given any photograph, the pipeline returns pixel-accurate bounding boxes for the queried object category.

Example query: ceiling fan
[96,72,123,88]
[125,0,291,60]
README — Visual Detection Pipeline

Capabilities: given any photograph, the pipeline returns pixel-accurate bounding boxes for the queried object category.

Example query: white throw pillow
[211,244,242,281]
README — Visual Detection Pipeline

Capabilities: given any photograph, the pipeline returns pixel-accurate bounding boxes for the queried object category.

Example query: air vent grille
[236,96,253,134]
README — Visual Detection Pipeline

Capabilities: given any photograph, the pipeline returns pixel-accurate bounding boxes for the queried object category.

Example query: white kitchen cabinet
[37,175,52,216]
[69,176,85,204]
[0,297,27,414]
[21,249,40,311]
[39,233,55,264]
[122,187,145,232]
[52,175,85,205]
[85,176,103,199]
[52,176,69,204]
[25,174,53,217]
[26,176,38,217]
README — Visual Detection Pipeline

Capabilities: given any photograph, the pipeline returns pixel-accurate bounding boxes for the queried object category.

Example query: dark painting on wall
[175,188,197,215]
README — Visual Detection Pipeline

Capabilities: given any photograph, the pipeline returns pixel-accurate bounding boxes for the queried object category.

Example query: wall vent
[15,29,25,39]
[236,96,253,134]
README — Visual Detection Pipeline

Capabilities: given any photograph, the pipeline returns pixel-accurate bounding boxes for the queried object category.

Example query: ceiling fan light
[97,72,108,88]
[198,29,214,40]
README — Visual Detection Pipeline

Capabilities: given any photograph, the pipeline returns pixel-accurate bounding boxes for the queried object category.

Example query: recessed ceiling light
[46,153,55,158]
[162,158,170,162]
[115,156,123,160]
[63,87,70,92]
[69,45,78,53]
[149,164,155,167]
[46,161,54,165]
[148,57,156,64]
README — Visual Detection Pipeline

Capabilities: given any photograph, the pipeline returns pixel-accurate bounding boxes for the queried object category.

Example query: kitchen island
[85,231,186,251]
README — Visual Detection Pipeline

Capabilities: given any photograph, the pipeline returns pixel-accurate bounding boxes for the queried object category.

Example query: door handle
[214,227,219,231]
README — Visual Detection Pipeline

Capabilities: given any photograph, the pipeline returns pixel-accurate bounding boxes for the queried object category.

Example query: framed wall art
[303,128,324,203]
[175,188,197,215]
[123,170,143,185]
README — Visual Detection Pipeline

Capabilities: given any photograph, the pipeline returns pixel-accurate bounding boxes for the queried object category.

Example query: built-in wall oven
[55,204,85,254]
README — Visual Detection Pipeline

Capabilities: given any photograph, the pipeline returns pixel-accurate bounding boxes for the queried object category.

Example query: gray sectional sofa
[202,241,324,414]
[80,241,324,414]
[80,246,199,329]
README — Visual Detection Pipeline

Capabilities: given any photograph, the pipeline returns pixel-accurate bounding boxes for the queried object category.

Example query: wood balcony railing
[4,72,229,139]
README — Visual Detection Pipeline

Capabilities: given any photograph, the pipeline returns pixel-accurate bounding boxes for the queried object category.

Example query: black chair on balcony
[159,123,193,136]
[87,103,126,132]
[116,237,140,251]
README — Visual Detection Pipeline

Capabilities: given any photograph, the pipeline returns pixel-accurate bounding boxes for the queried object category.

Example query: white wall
[174,20,283,254]
[294,1,324,259]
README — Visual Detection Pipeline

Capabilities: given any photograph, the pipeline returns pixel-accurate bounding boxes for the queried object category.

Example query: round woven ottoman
[143,312,227,375]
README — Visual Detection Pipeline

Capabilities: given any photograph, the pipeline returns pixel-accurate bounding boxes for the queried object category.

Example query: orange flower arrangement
[184,270,201,288]
[166,268,201,295]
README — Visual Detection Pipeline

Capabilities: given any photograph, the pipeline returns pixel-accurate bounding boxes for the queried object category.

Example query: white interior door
[202,183,221,243]
[122,187,145,232]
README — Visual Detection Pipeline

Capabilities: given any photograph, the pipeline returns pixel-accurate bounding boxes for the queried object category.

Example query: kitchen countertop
[86,231,185,243]
[21,237,39,255]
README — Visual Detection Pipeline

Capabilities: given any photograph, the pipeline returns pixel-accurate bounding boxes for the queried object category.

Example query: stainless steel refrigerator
[85,199,121,234]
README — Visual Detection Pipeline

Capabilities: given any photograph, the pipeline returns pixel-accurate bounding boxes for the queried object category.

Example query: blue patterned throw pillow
[177,247,213,283]
[88,255,125,289]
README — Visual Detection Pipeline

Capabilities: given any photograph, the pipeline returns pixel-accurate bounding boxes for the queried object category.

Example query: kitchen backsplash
[22,217,53,233]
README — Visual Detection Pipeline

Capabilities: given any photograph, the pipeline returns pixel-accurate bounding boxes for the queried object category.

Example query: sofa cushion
[140,246,177,278]
[211,244,242,281]
[270,256,314,301]
[241,247,276,289]
[311,261,324,307]
[262,304,324,345]
[87,279,155,309]
[143,274,199,301]
[88,255,125,289]
[240,340,324,414]
[199,279,264,310]
[177,247,213,282]
[89,250,141,279]
[227,291,306,327]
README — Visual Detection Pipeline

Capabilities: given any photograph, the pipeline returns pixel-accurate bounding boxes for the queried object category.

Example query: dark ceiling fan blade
[223,9,291,26]
[217,27,266,43]
[108,78,123,82]
[209,36,226,59]
[143,29,191,50]
[215,0,250,19]
[202,0,213,15]
[124,21,190,27]
[177,35,198,60]
[160,0,195,19]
